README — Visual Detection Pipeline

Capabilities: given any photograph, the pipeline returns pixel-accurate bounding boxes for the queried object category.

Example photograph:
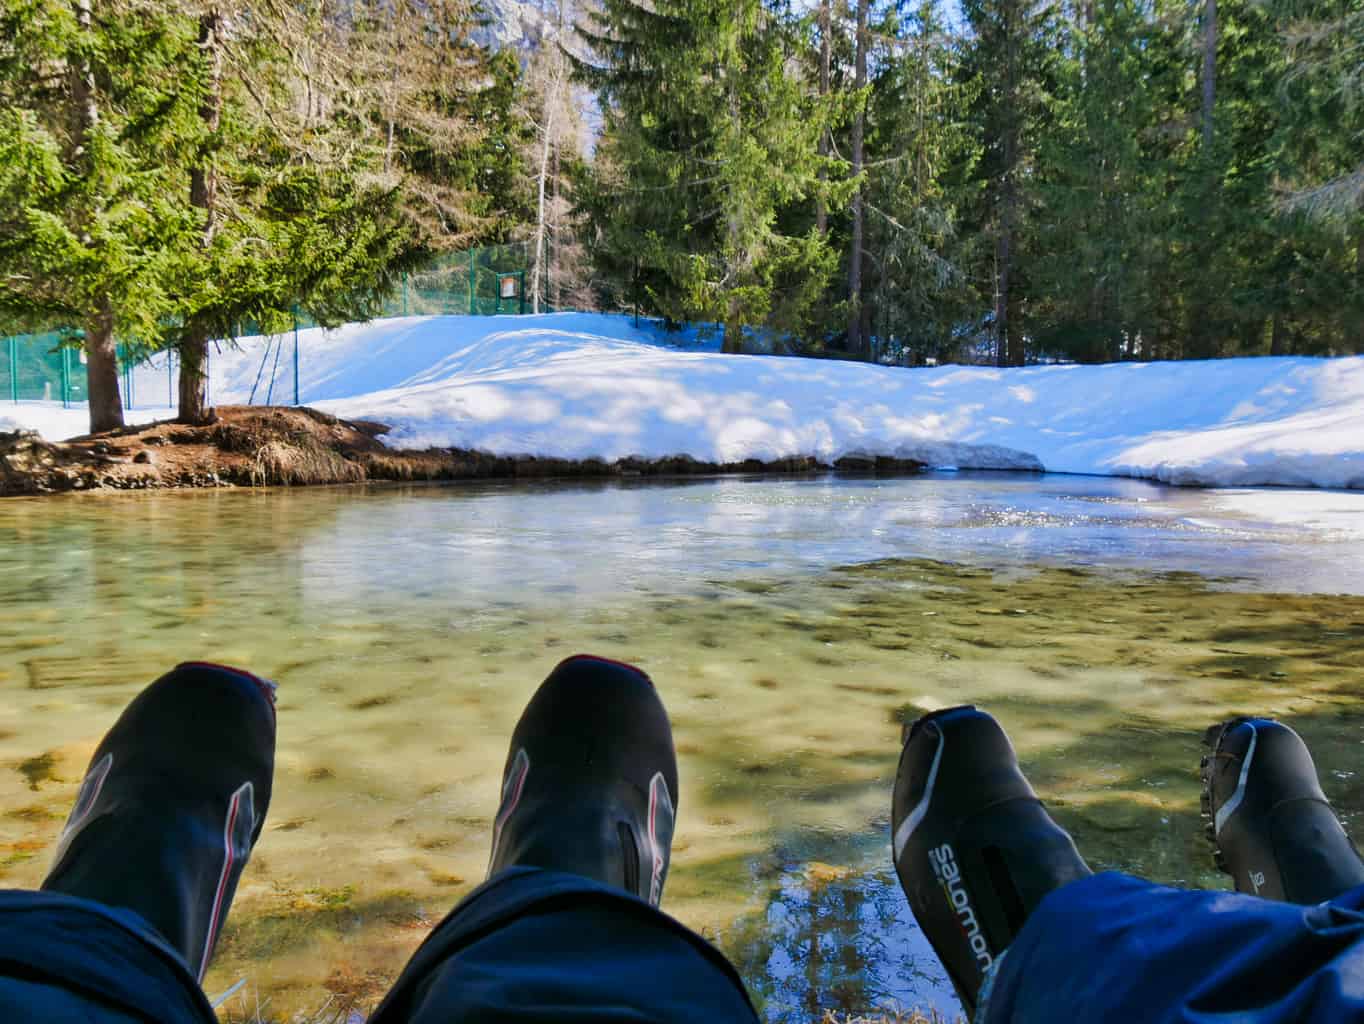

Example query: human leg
[890,706,1091,1017]
[1202,716,1364,904]
[893,707,1364,1023]
[0,662,276,1022]
[367,654,758,1023]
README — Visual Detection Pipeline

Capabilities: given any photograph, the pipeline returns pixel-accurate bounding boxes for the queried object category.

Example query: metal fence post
[61,347,70,407]
[168,350,174,408]
[7,337,16,403]
[293,306,300,406]
[468,248,476,315]
[402,273,409,317]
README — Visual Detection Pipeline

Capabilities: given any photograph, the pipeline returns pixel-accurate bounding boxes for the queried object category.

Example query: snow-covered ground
[4,312,1363,490]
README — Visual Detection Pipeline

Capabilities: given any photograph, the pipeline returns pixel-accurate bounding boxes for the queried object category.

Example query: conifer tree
[168,0,504,423]
[957,0,1059,366]
[1271,0,1363,351]
[577,0,841,350]
[846,0,870,357]
[0,0,201,432]
[859,0,975,363]
[1029,0,1179,361]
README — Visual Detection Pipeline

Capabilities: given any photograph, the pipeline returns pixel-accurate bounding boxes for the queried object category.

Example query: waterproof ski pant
[979,871,1364,1023]
[12,868,1364,1022]
[0,867,758,1023]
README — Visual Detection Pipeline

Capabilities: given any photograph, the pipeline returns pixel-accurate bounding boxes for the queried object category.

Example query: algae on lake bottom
[1,556,1362,1021]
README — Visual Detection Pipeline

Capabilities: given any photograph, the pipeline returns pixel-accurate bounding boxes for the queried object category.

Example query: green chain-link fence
[2,242,550,413]
[0,331,147,409]
[392,242,533,318]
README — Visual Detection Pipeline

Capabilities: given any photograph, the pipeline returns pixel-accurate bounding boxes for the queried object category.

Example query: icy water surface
[1,474,1362,1022]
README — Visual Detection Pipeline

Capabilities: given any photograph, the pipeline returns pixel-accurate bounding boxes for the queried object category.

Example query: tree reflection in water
[724,862,960,1022]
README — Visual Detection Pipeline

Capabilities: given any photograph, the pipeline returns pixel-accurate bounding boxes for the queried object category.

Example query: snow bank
[220,314,1043,471]
[8,312,1364,489]
[0,402,172,441]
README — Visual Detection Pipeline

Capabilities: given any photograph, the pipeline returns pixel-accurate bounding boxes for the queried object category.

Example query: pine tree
[1174,0,1293,358]
[1029,0,1180,361]
[340,0,514,247]
[577,0,840,350]
[859,0,976,363]
[168,0,502,423]
[1271,0,1363,352]
[845,0,871,356]
[1275,3,1363,223]
[957,0,1059,366]
[0,0,201,432]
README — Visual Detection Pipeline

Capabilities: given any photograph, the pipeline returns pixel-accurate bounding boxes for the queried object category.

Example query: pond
[1,473,1362,1021]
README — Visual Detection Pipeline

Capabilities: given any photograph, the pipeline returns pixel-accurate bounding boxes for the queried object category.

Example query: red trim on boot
[555,654,653,682]
[172,662,277,718]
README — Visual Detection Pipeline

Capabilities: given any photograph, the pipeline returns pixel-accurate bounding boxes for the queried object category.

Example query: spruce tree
[168,0,504,423]
[577,0,840,350]
[956,0,1059,366]
[0,0,201,432]
[1029,0,1179,361]
[1270,0,1363,351]
[860,0,976,363]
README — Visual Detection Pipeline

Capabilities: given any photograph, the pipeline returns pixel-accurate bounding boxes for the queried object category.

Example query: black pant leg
[369,868,758,1023]
[0,890,215,1023]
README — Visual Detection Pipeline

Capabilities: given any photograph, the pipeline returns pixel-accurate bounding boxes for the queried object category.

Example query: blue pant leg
[980,872,1364,1023]
[368,867,759,1023]
[0,890,215,1022]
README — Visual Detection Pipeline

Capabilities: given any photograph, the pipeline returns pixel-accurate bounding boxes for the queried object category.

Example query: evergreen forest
[2,0,1361,432]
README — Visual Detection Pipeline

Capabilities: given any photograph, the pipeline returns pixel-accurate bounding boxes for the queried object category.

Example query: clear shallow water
[0,474,1362,1021]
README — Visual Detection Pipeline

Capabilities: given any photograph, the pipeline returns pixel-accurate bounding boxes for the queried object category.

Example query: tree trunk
[178,328,213,424]
[1269,313,1287,356]
[995,0,1021,368]
[722,303,744,354]
[70,0,122,431]
[1201,0,1217,148]
[995,232,1011,368]
[815,0,832,236]
[532,101,556,314]
[1355,232,1363,351]
[846,0,869,357]
[550,142,562,311]
[85,304,124,433]
[180,8,222,426]
[70,0,97,160]
[532,52,563,316]
[1008,292,1024,365]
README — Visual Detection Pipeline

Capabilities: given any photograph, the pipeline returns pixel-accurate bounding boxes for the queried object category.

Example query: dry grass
[218,991,361,1024]
[216,992,958,1024]
[249,439,365,486]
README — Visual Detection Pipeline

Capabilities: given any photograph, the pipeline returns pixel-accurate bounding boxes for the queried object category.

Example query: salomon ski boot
[892,705,1091,1016]
[487,655,678,906]
[1202,717,1364,905]
[42,662,276,980]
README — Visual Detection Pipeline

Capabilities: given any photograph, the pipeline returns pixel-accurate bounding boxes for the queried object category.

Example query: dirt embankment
[0,406,926,497]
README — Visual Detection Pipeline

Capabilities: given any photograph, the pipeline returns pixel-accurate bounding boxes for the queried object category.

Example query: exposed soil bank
[0,406,928,497]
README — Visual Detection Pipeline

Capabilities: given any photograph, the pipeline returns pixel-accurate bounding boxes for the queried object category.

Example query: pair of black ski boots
[42,655,676,986]
[892,707,1364,1016]
[46,659,1364,1020]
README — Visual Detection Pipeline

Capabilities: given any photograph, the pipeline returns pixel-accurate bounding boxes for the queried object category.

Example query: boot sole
[1200,718,1241,878]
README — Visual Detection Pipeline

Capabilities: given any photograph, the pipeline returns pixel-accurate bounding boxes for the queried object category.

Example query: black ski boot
[42,662,276,981]
[487,654,678,906]
[1201,717,1364,905]
[892,705,1091,1017]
